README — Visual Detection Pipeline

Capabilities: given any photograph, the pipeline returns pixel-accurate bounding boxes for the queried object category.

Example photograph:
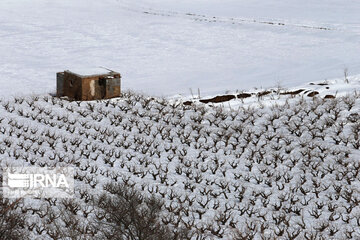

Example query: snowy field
[1,0,360,97]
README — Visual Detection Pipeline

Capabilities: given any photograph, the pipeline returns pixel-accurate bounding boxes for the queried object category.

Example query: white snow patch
[0,0,359,97]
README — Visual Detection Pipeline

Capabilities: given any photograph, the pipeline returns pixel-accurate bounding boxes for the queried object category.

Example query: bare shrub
[94,183,189,240]
[0,175,28,239]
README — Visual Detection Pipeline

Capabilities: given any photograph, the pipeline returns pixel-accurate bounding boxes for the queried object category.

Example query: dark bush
[94,183,189,240]
[0,174,28,240]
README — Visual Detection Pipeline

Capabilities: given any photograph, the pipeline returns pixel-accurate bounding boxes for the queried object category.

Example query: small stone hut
[57,69,121,101]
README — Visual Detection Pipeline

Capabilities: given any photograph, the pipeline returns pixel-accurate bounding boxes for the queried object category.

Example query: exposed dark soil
[257,91,272,97]
[324,94,336,99]
[307,91,319,97]
[199,95,236,104]
[182,87,333,106]
[237,93,252,98]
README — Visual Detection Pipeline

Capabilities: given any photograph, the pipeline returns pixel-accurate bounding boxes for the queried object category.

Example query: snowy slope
[0,0,360,97]
[1,92,360,239]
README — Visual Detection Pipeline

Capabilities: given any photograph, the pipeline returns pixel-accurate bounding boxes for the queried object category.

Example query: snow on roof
[67,67,113,77]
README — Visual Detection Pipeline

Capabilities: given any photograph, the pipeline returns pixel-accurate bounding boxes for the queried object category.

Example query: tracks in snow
[142,8,333,31]
[118,2,334,31]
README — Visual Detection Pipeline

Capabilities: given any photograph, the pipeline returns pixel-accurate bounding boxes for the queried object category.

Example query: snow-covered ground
[1,0,360,97]
[1,91,360,239]
[2,1,360,239]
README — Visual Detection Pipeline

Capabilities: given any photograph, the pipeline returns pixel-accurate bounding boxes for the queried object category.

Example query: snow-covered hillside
[1,92,360,239]
[0,0,360,97]
[1,1,360,239]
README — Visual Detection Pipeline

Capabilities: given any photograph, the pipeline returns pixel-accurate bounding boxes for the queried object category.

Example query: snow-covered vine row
[1,91,360,239]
